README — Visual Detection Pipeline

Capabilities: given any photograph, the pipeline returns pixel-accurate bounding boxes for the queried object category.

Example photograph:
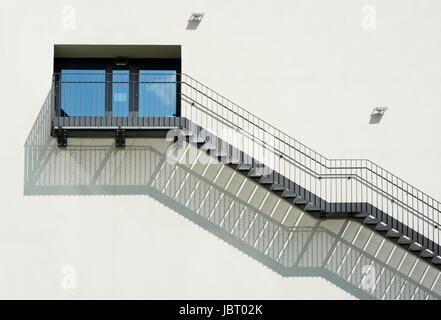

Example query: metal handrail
[178,74,441,252]
[180,92,440,228]
[51,72,441,210]
[49,72,441,251]
[179,75,440,214]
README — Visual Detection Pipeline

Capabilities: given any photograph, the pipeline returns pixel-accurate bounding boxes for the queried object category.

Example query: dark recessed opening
[52,45,182,125]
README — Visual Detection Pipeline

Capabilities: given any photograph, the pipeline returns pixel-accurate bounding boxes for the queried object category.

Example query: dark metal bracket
[57,128,67,148]
[115,127,126,147]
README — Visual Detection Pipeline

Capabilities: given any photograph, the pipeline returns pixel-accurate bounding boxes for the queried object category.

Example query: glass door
[59,69,106,117]
[138,70,177,117]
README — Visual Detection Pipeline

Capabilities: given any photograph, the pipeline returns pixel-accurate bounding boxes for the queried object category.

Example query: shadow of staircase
[24,111,441,299]
[174,117,441,269]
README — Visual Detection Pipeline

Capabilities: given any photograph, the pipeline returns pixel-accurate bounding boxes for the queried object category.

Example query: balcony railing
[47,72,441,256]
[51,72,181,129]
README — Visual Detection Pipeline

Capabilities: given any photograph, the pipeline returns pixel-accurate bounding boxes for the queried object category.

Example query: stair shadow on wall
[23,145,441,300]
[23,99,441,300]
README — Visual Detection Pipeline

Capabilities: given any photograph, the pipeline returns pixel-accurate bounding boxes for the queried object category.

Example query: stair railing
[178,74,441,254]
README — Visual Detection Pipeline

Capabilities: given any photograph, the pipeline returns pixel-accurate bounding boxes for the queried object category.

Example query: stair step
[190,136,206,144]
[397,236,412,245]
[304,203,322,212]
[226,157,241,165]
[354,212,370,219]
[432,256,441,265]
[375,222,391,231]
[364,215,380,225]
[293,196,308,205]
[236,163,252,171]
[386,229,401,238]
[270,183,285,191]
[212,150,228,157]
[409,242,424,251]
[259,176,274,184]
[420,249,436,259]
[182,130,194,136]
[281,189,296,198]
[247,169,263,178]
[200,143,217,151]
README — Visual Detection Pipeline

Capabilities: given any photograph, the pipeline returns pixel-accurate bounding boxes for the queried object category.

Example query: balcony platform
[51,116,183,138]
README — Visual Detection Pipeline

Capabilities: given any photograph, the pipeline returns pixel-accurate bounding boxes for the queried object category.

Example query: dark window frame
[54,58,182,117]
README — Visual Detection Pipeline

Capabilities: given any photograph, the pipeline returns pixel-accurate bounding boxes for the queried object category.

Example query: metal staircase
[174,74,441,268]
[173,120,441,269]
[149,142,441,299]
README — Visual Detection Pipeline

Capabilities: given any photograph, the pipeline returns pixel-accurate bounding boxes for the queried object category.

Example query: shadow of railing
[24,106,441,299]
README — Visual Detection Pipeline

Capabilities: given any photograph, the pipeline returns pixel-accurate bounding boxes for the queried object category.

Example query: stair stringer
[179,118,441,268]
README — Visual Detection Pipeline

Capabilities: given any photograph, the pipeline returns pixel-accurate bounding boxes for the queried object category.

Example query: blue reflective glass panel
[112,70,130,117]
[60,70,106,117]
[139,70,176,117]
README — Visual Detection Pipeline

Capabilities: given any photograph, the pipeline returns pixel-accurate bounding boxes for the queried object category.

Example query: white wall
[1,0,440,299]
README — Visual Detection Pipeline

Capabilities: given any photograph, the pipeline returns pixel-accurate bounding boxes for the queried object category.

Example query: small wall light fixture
[372,106,388,115]
[369,106,388,124]
[189,12,205,22]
